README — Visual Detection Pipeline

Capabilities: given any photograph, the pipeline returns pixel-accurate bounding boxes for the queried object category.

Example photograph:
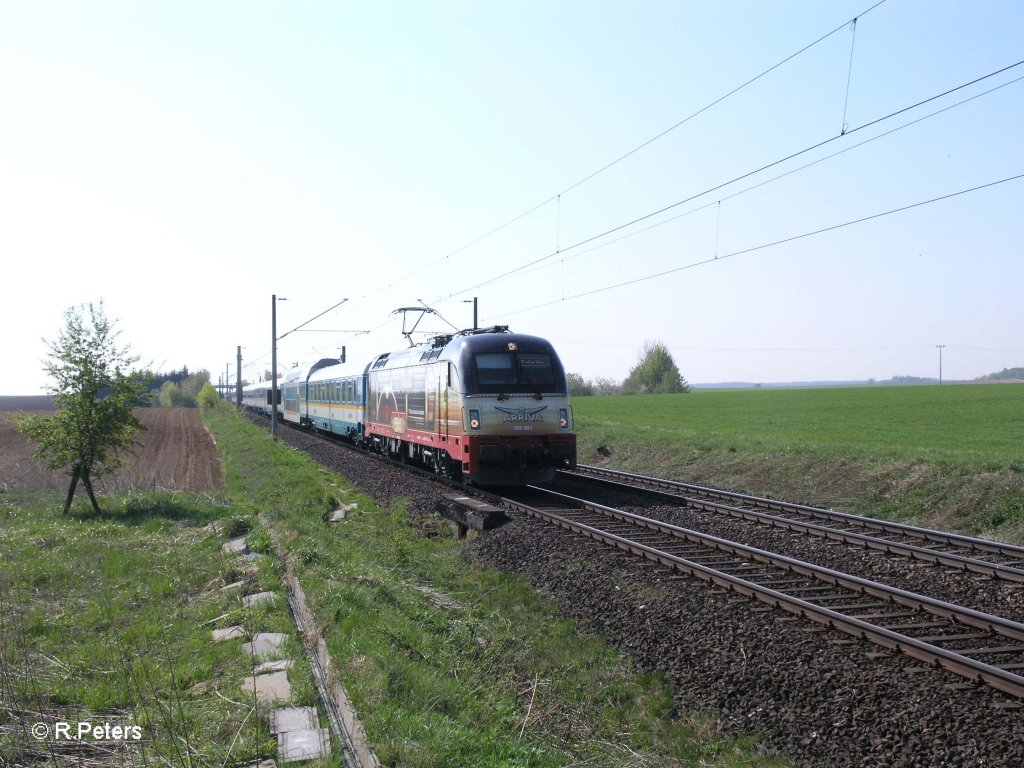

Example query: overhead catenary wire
[433,58,1024,303]
[376,0,889,291]
[246,2,898,366]
[242,10,1019,372]
[486,71,1024,284]
[841,17,859,133]
[495,172,1024,319]
[245,60,1022,375]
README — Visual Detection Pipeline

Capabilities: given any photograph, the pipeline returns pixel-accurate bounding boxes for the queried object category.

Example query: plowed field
[0,406,222,492]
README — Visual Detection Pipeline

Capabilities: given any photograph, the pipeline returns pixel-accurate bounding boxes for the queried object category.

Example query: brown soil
[0,407,222,493]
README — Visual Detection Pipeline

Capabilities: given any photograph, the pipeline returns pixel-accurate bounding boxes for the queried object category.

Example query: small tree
[15,302,148,514]
[567,373,594,397]
[593,376,622,396]
[622,341,690,394]
[198,382,221,410]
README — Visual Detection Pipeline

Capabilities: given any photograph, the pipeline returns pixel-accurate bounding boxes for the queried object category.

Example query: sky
[2,0,1022,395]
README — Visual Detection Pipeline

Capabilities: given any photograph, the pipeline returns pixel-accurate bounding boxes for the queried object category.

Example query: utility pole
[236,346,242,407]
[268,294,344,436]
[464,296,478,330]
[936,344,946,385]
[271,295,279,438]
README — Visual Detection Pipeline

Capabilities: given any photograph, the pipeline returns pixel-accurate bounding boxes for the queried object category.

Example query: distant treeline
[976,366,1024,382]
[568,342,690,396]
[137,366,211,408]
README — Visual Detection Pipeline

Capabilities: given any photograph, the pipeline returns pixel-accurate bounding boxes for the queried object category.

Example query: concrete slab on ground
[222,536,248,554]
[211,626,245,642]
[242,671,293,704]
[271,706,317,734]
[243,591,278,608]
[278,728,331,763]
[242,632,288,659]
[255,659,294,674]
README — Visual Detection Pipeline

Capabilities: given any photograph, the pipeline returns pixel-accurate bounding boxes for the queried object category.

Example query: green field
[572,384,1024,540]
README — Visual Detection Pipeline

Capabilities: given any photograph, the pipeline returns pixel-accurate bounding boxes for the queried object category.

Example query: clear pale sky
[2,1,1022,394]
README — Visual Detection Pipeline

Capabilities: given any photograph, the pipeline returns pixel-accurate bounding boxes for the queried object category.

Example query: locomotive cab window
[469,350,564,394]
[475,354,515,387]
[519,354,553,387]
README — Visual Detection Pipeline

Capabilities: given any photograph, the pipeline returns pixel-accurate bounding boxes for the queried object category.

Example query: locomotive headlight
[559,408,569,429]
[469,409,480,430]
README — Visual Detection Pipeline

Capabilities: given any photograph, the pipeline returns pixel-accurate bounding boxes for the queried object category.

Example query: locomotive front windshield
[469,351,565,394]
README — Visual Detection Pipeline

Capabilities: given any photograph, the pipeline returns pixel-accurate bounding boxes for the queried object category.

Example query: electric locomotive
[364,326,576,485]
[242,326,576,486]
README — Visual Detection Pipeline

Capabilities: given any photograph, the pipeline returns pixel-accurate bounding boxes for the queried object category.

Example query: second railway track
[561,464,1024,583]
[504,485,1024,699]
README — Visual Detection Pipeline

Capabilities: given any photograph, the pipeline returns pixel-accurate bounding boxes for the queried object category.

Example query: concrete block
[271,705,317,734]
[222,536,248,554]
[241,632,288,659]
[255,659,294,674]
[243,591,278,608]
[211,626,245,642]
[278,728,331,762]
[242,671,292,704]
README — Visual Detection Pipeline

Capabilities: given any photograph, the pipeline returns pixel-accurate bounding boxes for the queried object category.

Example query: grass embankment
[0,489,313,764]
[206,406,782,766]
[573,384,1024,541]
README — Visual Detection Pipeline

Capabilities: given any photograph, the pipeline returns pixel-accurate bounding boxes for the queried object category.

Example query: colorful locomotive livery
[242,327,577,485]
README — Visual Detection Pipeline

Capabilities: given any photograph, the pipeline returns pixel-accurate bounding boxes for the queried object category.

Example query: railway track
[256,415,1024,697]
[562,464,1024,583]
[260,413,1024,762]
[503,485,1024,699]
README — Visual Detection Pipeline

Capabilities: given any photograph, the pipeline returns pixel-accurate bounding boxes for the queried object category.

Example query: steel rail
[566,465,1024,571]
[529,486,1024,641]
[561,468,1024,583]
[507,486,1024,698]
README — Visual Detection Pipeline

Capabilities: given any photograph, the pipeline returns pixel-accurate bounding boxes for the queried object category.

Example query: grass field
[572,384,1024,541]
[0,492,304,765]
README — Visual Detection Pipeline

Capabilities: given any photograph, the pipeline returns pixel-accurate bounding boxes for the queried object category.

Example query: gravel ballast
[264,418,1024,767]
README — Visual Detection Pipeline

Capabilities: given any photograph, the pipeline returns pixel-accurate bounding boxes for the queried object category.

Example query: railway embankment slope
[571,384,1024,544]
